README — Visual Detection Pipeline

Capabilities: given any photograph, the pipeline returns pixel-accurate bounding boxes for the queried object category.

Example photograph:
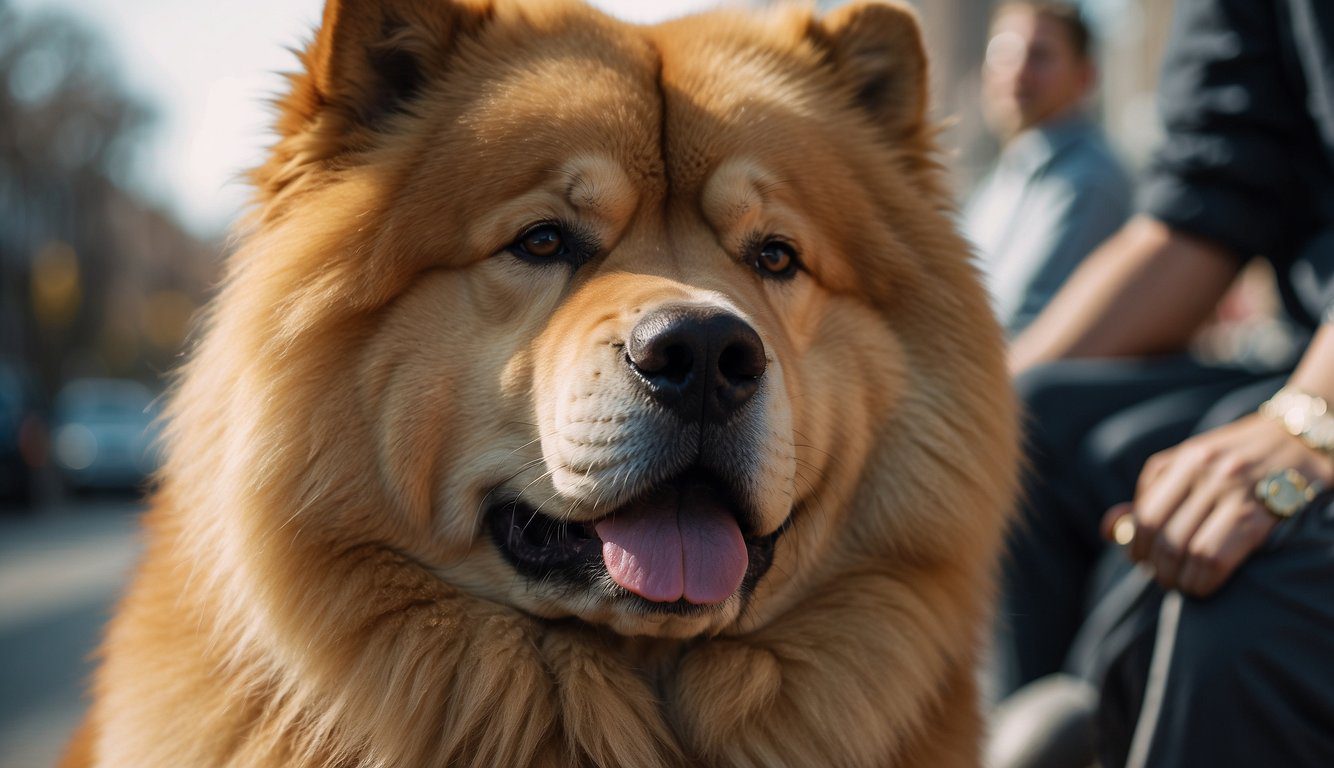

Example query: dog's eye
[515,224,565,261]
[754,240,799,279]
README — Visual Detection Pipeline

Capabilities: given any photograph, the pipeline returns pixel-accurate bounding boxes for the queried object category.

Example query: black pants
[1096,500,1334,767]
[996,357,1334,766]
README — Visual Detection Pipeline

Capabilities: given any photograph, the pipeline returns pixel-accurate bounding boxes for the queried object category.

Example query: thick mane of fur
[66,2,1017,767]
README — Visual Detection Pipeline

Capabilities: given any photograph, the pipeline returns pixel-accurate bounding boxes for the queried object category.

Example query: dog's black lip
[486,468,789,603]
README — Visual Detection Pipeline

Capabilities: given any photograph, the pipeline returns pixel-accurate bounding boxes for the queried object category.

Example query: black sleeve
[1139,0,1311,260]
[1291,230,1334,326]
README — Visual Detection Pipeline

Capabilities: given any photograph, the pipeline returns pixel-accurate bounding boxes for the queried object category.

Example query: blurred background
[0,0,1178,765]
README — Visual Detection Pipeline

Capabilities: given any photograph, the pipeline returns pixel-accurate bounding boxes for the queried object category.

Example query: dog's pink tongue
[596,495,747,605]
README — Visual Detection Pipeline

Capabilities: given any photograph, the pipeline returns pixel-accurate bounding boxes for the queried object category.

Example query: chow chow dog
[64,0,1016,765]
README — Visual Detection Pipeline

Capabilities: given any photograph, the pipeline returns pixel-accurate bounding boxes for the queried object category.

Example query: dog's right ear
[810,1,927,144]
[259,0,490,198]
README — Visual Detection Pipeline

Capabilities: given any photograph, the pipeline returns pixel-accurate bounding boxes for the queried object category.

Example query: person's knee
[1076,415,1158,508]
[1016,362,1089,419]
[1015,362,1106,458]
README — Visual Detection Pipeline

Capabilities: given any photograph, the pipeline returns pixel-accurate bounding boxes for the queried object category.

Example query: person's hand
[1102,413,1334,597]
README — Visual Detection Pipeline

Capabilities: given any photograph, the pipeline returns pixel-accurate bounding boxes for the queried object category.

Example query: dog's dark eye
[507,222,597,268]
[754,240,799,279]
[515,224,565,260]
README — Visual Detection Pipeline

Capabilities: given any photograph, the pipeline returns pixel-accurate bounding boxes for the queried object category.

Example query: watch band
[1259,387,1334,458]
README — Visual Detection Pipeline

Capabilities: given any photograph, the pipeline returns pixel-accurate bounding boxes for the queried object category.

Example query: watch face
[1265,479,1306,517]
[1258,470,1314,519]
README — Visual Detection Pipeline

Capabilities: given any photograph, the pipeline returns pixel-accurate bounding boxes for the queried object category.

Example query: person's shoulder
[1049,126,1132,196]
[1063,123,1127,169]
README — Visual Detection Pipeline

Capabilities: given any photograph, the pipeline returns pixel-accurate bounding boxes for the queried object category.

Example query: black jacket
[1139,0,1334,328]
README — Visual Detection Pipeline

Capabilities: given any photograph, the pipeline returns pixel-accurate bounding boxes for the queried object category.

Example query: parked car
[52,378,161,493]
[0,361,45,505]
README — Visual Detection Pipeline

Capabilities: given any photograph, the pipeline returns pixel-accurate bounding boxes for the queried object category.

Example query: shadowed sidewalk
[0,502,142,768]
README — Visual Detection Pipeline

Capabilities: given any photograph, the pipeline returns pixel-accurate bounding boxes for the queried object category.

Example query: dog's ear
[306,0,489,128]
[272,0,489,148]
[811,1,927,142]
[257,0,491,205]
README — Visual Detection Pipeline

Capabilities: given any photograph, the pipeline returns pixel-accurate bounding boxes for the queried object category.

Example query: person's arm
[1107,325,1334,597]
[1009,216,1242,372]
[1289,324,1334,401]
[1033,0,1331,598]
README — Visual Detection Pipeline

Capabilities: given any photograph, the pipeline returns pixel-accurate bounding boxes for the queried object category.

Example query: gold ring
[1112,514,1136,547]
[1254,468,1321,519]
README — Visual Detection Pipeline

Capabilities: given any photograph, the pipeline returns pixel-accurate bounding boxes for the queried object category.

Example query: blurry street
[0,499,142,768]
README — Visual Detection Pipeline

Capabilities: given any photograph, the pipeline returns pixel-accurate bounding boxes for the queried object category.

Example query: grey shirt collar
[1001,113,1098,176]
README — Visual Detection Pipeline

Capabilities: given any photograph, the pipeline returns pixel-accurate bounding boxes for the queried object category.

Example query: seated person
[997,0,1334,764]
[963,0,1131,335]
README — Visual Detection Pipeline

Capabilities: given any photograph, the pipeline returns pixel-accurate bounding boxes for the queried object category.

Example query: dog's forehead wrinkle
[645,35,674,223]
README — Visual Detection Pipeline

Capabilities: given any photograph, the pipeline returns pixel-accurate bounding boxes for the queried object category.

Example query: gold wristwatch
[1259,387,1334,458]
[1255,468,1320,519]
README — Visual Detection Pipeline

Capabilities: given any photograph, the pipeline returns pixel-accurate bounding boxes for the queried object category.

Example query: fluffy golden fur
[64,1,1017,766]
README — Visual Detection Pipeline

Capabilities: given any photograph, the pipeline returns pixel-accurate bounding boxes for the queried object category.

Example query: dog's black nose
[626,305,766,422]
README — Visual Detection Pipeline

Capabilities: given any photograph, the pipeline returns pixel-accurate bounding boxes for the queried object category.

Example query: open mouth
[486,468,785,612]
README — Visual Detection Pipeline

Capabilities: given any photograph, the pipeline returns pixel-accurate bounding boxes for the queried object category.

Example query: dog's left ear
[302,0,491,132]
[811,1,928,142]
[256,0,491,205]
[268,0,491,159]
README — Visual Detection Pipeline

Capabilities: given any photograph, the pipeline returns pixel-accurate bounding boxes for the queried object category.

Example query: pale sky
[14,0,737,239]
